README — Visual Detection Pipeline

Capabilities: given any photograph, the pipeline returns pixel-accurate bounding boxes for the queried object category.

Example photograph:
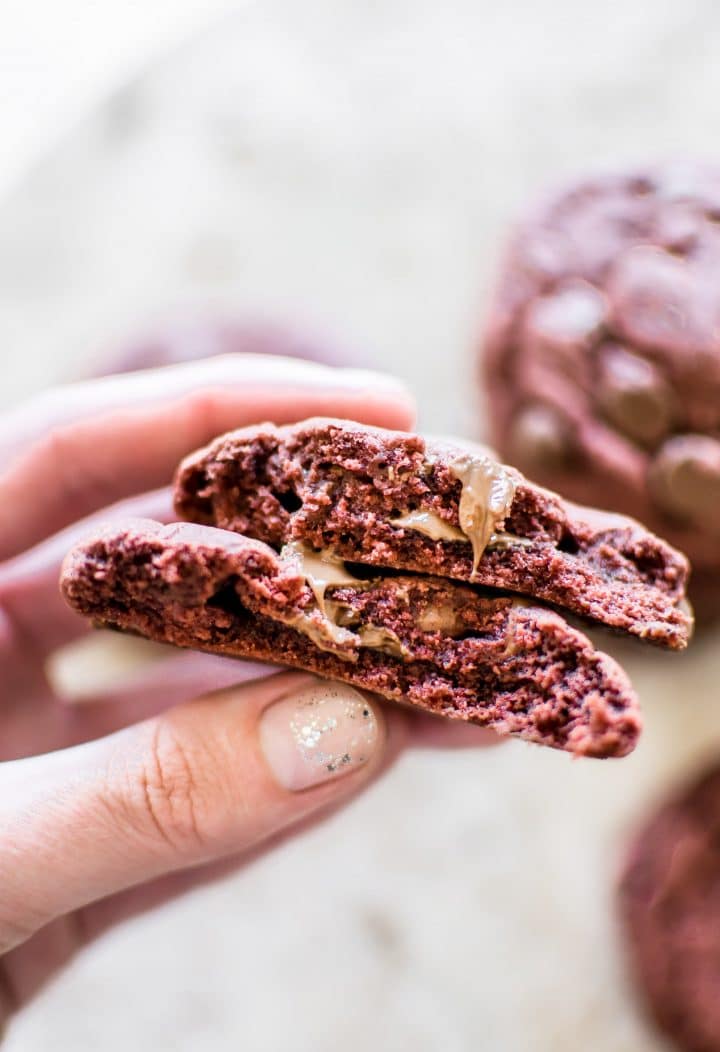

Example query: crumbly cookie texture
[481,159,720,607]
[619,762,720,1051]
[173,417,692,649]
[61,519,642,758]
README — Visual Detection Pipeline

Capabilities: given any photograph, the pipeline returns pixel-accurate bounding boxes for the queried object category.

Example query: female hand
[0,353,495,1029]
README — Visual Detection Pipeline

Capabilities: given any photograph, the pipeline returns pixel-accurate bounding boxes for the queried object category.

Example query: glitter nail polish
[260,682,380,791]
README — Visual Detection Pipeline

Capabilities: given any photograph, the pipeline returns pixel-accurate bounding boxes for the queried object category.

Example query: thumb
[0,673,394,953]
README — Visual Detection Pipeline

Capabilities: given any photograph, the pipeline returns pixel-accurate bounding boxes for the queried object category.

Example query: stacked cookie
[61,418,692,759]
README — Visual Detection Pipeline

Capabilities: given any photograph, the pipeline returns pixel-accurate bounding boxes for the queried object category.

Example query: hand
[0,354,496,1029]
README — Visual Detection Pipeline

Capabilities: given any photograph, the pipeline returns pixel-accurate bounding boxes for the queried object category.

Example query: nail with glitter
[259,682,381,791]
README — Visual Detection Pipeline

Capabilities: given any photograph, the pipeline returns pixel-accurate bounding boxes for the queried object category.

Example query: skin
[0,354,497,1030]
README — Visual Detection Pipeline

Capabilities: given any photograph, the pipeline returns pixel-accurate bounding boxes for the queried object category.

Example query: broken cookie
[61,519,642,758]
[173,418,692,649]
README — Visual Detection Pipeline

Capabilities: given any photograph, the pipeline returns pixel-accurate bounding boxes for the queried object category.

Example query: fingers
[0,858,246,1013]
[59,655,503,748]
[0,673,403,953]
[0,797,375,1014]
[55,654,275,743]
[0,355,416,560]
[72,794,365,955]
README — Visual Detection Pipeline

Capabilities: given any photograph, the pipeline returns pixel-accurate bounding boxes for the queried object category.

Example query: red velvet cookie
[61,519,641,758]
[480,160,720,612]
[174,418,692,649]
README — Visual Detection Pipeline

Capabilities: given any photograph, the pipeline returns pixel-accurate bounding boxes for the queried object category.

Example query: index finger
[0,354,415,560]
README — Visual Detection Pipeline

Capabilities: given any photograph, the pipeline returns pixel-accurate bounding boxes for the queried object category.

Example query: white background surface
[4,2,720,1049]
[0,1,242,199]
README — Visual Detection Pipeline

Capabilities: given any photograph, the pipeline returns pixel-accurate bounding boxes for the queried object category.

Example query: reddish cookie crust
[173,418,692,649]
[481,159,720,599]
[60,519,642,758]
[618,763,720,1051]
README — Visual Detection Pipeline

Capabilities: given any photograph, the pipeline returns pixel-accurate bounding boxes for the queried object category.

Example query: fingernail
[259,682,381,791]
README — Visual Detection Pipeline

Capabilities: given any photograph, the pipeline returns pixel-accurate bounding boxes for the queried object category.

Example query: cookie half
[60,519,642,758]
[618,762,720,1051]
[173,418,692,648]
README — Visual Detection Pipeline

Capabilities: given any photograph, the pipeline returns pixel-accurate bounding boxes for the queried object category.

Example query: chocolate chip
[649,434,720,525]
[520,229,572,283]
[628,175,654,196]
[609,245,719,356]
[596,344,675,446]
[655,205,701,255]
[509,404,573,469]
[524,281,606,365]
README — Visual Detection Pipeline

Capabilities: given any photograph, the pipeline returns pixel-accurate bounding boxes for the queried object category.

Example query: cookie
[480,159,720,610]
[60,519,642,757]
[173,417,692,648]
[618,762,720,1051]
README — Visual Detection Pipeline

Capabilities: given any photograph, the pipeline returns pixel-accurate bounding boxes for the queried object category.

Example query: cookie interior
[174,418,692,649]
[61,520,642,758]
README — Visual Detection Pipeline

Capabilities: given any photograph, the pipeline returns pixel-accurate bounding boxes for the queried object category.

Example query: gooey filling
[277,450,531,658]
[279,541,409,660]
[391,452,530,573]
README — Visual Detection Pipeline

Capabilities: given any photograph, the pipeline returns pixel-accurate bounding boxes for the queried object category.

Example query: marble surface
[5,2,720,1049]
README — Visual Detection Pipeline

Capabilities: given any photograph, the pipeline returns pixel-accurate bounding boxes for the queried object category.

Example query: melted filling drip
[391,510,466,542]
[278,449,526,657]
[280,540,370,614]
[280,542,411,661]
[391,453,524,574]
[356,624,410,659]
[447,453,517,573]
[391,509,530,556]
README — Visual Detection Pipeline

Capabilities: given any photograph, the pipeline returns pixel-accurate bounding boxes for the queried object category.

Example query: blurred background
[4,2,720,1049]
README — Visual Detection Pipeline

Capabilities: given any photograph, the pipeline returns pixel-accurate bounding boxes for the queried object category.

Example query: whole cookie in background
[618,762,720,1052]
[481,159,720,615]
[86,316,356,376]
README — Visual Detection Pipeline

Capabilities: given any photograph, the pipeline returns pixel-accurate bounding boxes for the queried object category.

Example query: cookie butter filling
[280,541,410,660]
[391,451,526,573]
[391,509,530,554]
[355,625,409,659]
[448,453,517,570]
[280,540,368,615]
[276,539,541,662]
[416,605,462,633]
[391,510,466,543]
